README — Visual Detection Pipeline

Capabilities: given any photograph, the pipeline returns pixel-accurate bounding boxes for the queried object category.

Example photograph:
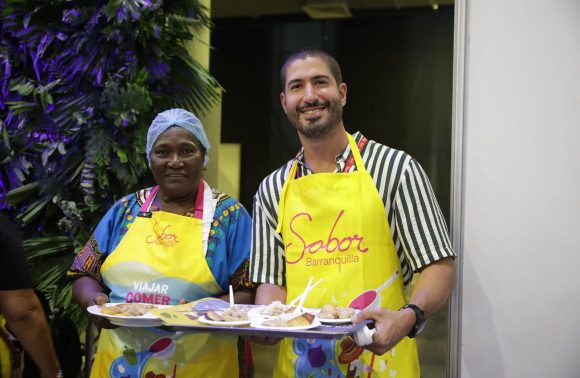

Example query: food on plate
[206,310,224,322]
[206,306,249,322]
[261,312,315,328]
[99,303,157,317]
[317,304,355,320]
[259,301,294,316]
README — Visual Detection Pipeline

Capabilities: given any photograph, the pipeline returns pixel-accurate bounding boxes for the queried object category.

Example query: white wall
[458,0,580,377]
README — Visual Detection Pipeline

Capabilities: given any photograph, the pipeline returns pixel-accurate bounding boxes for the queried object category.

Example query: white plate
[250,318,322,331]
[317,317,355,324]
[110,318,164,328]
[247,306,286,320]
[317,309,359,324]
[248,306,316,320]
[87,303,169,320]
[197,315,251,326]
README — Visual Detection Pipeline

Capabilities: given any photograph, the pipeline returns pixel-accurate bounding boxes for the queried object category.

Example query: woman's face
[150,126,205,201]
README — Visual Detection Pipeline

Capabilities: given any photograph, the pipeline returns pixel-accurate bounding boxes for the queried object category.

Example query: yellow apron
[275,134,420,378]
[93,183,239,378]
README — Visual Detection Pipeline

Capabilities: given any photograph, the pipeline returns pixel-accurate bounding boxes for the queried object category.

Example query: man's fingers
[353,308,382,323]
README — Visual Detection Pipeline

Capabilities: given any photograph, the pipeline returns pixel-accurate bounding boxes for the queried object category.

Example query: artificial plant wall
[0,0,220,330]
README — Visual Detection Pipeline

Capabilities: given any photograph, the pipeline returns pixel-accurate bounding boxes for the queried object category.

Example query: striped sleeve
[249,162,292,286]
[363,141,416,284]
[393,158,455,273]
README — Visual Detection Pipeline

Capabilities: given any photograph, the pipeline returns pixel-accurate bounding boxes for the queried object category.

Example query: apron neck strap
[140,181,205,219]
[345,133,367,174]
[276,133,364,233]
[194,180,205,220]
[141,186,160,212]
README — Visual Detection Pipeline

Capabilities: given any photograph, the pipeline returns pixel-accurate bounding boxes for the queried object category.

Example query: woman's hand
[87,292,118,329]
[72,277,118,329]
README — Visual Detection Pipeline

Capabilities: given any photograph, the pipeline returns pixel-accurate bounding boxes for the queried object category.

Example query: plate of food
[197,307,251,326]
[316,304,358,324]
[247,301,316,320]
[87,303,165,320]
[248,301,293,319]
[250,312,321,331]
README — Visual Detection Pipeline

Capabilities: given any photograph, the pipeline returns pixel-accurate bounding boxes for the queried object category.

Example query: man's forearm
[255,283,287,305]
[409,257,455,317]
[219,288,254,305]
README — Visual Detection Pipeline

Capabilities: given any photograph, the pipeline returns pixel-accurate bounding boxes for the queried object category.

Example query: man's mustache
[299,100,329,111]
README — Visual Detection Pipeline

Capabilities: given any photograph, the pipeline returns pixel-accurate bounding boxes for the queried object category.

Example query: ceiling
[211,0,454,20]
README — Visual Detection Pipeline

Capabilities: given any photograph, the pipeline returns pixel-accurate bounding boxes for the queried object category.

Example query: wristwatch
[400,304,426,338]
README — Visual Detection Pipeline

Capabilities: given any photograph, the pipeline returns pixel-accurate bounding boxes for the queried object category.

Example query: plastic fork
[290,277,323,315]
[288,278,322,307]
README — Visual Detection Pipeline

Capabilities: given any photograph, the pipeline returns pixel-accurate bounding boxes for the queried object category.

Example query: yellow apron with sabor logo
[93,184,239,378]
[274,134,420,378]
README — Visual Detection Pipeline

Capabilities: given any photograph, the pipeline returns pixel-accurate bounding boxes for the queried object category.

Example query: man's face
[149,126,204,201]
[281,57,347,138]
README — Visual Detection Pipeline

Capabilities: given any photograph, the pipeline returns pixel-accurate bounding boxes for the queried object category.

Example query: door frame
[449,0,467,377]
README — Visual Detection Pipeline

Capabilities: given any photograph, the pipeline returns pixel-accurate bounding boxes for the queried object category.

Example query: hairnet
[146,108,210,167]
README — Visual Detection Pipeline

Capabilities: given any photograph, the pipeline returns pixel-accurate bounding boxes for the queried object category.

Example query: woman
[69,109,254,377]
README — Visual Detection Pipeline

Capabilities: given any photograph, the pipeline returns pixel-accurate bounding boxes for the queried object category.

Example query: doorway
[210,6,455,377]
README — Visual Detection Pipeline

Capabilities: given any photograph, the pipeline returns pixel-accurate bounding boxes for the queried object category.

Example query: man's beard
[288,98,343,138]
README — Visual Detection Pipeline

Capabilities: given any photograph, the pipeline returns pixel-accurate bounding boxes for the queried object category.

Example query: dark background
[211,7,453,221]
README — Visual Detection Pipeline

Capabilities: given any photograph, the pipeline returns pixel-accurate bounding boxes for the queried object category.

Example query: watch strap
[400,303,426,338]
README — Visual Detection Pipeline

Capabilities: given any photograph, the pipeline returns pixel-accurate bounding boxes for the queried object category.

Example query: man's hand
[352,307,415,355]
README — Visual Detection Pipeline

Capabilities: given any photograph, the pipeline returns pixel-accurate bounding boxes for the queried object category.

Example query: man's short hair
[280,48,343,89]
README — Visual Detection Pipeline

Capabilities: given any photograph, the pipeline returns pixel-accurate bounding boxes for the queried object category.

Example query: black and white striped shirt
[250,132,455,287]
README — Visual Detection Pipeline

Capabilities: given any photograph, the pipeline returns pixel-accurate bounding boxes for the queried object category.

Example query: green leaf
[23,236,73,260]
[19,199,49,225]
[116,149,128,163]
[6,182,40,205]
[57,141,66,155]
[11,80,35,96]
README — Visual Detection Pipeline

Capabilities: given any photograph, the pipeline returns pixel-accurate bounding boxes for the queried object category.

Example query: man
[0,213,63,377]
[250,48,455,377]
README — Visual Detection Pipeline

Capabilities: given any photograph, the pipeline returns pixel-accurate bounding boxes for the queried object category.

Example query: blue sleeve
[92,195,140,256]
[208,198,252,292]
[68,194,140,280]
[226,203,252,277]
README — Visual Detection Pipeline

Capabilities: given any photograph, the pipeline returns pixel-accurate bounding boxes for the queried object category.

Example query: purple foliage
[0,0,216,223]
[147,60,169,80]
[62,9,81,25]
